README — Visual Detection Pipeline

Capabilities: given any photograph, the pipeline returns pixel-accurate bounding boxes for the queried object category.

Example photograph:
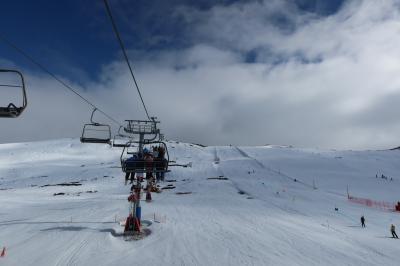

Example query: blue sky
[0,0,344,81]
[1,0,400,149]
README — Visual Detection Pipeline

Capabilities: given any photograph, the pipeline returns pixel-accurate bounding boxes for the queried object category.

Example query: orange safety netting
[348,196,398,211]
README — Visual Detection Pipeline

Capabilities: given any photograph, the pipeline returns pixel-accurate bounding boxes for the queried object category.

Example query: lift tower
[121,118,165,233]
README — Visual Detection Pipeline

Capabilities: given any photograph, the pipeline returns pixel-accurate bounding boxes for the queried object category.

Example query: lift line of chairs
[1,67,168,175]
[80,113,169,173]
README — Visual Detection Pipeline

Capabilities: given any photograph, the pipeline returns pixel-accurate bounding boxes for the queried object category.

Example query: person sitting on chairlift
[158,146,167,181]
[125,153,139,184]
[144,148,154,180]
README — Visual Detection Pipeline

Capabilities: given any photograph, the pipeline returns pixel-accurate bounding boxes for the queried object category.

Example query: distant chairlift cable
[0,34,123,127]
[0,84,22,88]
[103,0,151,121]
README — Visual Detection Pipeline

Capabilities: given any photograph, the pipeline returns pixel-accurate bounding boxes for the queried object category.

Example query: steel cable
[103,0,151,120]
[0,34,123,127]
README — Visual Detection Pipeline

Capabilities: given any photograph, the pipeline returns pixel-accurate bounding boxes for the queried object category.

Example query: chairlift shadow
[41,226,88,232]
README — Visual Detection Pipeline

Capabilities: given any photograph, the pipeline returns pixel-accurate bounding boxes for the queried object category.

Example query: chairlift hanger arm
[90,108,96,123]
[117,125,124,136]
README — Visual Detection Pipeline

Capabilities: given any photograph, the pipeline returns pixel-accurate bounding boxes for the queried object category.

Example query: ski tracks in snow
[234,146,314,189]
[55,236,90,266]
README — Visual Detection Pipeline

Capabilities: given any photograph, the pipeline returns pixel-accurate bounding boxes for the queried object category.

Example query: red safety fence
[348,195,400,212]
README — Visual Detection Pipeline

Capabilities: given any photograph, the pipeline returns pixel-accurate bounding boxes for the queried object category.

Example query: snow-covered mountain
[1,139,400,265]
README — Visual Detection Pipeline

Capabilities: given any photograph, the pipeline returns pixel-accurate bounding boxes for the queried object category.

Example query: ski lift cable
[103,0,151,121]
[0,34,123,127]
[0,84,23,87]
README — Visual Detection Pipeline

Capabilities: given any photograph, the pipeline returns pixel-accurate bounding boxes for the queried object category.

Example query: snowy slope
[1,139,400,265]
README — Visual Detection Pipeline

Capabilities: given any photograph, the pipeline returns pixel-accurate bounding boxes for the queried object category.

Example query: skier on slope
[391,224,398,238]
[361,216,365,228]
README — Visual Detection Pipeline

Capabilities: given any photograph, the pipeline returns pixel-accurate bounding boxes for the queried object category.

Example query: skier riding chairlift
[121,141,169,174]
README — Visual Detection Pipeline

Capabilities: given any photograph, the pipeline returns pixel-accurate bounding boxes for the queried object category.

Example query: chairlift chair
[112,126,134,148]
[0,69,27,118]
[121,141,169,173]
[80,108,111,144]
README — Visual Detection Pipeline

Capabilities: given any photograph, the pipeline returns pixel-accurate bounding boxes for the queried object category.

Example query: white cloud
[2,0,400,149]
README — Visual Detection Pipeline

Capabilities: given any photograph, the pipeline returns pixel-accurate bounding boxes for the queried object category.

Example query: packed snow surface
[1,139,400,265]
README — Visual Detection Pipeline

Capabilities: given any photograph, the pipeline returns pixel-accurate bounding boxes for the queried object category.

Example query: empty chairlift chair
[0,69,27,118]
[112,126,133,148]
[80,108,111,144]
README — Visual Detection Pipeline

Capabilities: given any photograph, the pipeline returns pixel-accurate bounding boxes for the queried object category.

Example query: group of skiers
[124,145,167,184]
[360,215,398,238]
[376,173,393,181]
